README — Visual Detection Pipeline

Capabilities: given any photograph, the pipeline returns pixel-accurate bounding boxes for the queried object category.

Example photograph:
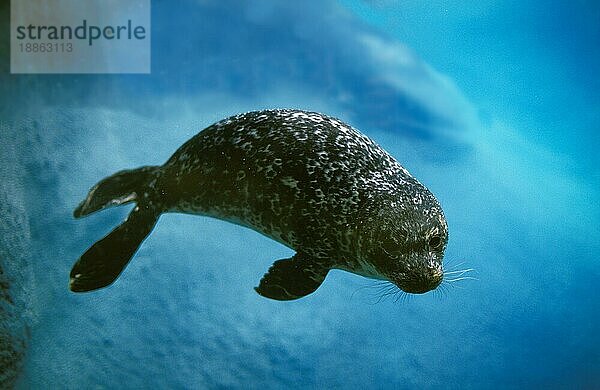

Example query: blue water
[1,1,598,388]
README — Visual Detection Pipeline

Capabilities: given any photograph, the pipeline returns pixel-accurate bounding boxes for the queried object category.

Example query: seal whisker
[351,280,396,301]
[353,280,399,304]
[445,276,478,282]
[438,283,450,299]
[374,285,402,303]
[443,260,468,272]
[394,290,411,303]
[438,283,449,298]
[443,281,465,289]
[377,286,397,295]
[371,281,393,290]
[443,268,474,276]
[350,284,377,300]
[433,287,442,300]
[378,287,400,299]
[374,289,396,301]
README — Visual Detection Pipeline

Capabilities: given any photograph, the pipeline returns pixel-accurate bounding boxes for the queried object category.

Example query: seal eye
[428,235,442,250]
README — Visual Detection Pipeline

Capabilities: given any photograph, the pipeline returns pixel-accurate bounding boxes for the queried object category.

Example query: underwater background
[1,0,598,388]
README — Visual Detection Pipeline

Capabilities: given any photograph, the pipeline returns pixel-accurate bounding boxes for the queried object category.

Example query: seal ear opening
[70,206,159,292]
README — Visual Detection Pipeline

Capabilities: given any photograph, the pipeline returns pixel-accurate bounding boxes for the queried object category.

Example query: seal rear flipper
[254,254,330,301]
[74,165,160,218]
[70,206,159,292]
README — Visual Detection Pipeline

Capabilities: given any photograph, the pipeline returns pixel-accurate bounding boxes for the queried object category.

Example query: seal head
[356,191,448,294]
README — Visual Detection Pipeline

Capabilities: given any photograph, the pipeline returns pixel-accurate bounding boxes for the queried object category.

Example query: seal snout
[395,265,443,294]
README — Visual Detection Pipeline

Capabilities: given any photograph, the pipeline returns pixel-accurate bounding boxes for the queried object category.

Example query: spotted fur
[155,110,448,288]
[72,109,448,297]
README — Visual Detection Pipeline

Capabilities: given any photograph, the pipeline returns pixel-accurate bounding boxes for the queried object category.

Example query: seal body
[70,109,448,299]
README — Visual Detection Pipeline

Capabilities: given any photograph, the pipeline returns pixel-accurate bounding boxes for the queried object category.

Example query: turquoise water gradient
[1,1,597,388]
[340,0,600,173]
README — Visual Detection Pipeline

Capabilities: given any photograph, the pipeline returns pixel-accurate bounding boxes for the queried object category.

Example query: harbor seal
[70,109,448,299]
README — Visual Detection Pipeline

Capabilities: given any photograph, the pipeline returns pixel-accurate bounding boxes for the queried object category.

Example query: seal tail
[73,166,160,218]
[70,166,161,292]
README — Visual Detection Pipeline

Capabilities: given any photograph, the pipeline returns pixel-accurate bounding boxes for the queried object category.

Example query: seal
[70,109,448,300]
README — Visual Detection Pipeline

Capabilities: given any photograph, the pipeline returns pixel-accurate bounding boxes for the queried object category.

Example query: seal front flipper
[70,206,159,292]
[255,254,330,301]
